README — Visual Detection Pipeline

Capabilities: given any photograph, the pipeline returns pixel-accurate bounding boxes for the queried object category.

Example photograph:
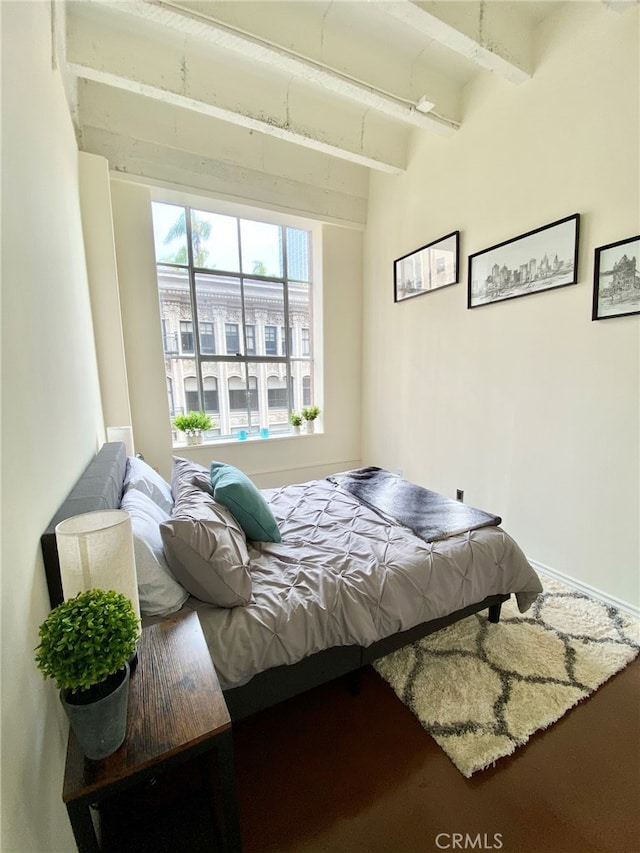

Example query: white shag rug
[373,577,640,778]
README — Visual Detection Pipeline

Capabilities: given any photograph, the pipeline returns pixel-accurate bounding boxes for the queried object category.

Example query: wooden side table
[62,612,242,852]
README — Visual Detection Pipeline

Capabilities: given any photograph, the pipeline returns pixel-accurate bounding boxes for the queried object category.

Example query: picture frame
[468,214,580,309]
[592,235,640,321]
[394,231,459,303]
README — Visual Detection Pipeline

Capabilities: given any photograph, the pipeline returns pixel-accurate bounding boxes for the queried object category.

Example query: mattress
[192,477,542,690]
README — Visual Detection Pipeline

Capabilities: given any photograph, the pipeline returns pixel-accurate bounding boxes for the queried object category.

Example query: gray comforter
[193,477,542,689]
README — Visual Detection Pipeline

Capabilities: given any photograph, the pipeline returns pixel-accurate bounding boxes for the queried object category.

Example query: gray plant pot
[61,662,130,760]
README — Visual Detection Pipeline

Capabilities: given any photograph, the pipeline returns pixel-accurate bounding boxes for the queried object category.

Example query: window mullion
[235,219,252,428]
[185,206,205,414]
[282,226,293,417]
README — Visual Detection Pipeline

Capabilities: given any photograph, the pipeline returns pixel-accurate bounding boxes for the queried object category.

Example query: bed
[41,442,543,721]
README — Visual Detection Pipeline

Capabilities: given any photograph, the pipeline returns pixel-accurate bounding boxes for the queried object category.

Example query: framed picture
[592,235,640,321]
[394,231,459,303]
[468,214,580,309]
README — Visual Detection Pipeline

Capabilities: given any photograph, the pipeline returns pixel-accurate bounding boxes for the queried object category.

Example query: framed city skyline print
[394,231,459,303]
[592,234,640,321]
[468,214,580,309]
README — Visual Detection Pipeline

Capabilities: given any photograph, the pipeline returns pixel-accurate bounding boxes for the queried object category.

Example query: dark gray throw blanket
[328,467,501,543]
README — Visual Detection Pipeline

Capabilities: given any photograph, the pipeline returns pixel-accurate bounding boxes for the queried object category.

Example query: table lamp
[55,510,140,625]
[106,426,135,457]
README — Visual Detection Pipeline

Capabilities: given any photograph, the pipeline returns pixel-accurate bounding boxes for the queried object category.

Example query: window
[280,326,293,356]
[267,375,288,409]
[264,326,277,356]
[200,321,215,354]
[162,320,178,355]
[229,375,258,411]
[180,321,194,353]
[203,376,219,413]
[225,323,240,355]
[152,201,314,440]
[184,377,199,412]
[245,324,256,355]
[167,377,175,416]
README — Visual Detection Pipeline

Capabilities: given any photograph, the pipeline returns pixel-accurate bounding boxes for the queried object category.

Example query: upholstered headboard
[40,442,128,609]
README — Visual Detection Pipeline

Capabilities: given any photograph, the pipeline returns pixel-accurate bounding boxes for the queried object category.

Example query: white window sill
[172,430,321,451]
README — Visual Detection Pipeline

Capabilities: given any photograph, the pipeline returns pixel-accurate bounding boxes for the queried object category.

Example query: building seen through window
[151,201,315,439]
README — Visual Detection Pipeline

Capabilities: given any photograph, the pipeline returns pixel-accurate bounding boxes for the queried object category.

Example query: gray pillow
[191,470,213,495]
[123,456,174,514]
[160,469,252,608]
[171,455,209,500]
[119,488,189,617]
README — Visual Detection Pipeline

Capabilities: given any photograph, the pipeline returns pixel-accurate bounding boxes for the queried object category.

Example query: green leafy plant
[289,412,303,427]
[172,411,215,432]
[35,589,139,695]
[301,406,320,422]
[192,411,214,430]
[172,413,194,432]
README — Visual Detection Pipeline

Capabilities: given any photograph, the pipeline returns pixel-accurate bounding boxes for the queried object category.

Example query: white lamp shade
[106,425,134,456]
[55,510,140,623]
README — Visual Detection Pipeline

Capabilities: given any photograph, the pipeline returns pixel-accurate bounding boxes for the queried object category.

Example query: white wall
[1,3,105,851]
[362,3,639,609]
[109,179,363,485]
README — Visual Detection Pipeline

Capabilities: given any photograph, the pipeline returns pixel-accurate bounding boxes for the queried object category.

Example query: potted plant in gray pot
[35,588,140,760]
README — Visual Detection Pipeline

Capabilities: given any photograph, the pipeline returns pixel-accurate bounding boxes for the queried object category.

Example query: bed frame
[41,442,508,721]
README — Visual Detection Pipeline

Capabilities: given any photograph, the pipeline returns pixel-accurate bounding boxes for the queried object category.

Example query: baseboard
[529,558,640,621]
[250,458,363,489]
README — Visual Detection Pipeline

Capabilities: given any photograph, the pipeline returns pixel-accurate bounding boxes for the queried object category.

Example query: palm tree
[162,211,212,267]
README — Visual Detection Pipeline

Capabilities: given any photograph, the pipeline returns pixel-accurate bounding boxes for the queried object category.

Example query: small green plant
[289,412,303,427]
[172,411,215,432]
[192,411,214,430]
[35,589,139,695]
[301,406,320,422]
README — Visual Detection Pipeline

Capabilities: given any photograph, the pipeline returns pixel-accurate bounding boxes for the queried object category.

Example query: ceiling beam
[83,0,458,134]
[83,127,369,226]
[67,61,406,174]
[375,0,532,85]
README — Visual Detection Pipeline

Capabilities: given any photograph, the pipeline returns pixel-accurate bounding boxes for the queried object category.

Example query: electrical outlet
[395,468,403,478]
[456,489,464,502]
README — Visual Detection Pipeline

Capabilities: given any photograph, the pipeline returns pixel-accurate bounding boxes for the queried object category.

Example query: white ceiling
[58,0,583,219]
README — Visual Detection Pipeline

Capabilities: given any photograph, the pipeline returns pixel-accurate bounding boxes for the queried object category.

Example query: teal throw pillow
[210,461,281,543]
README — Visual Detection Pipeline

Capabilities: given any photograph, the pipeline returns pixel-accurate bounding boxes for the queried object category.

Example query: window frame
[152,199,317,441]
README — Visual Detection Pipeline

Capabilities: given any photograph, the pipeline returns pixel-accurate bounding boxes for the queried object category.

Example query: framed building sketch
[592,235,640,321]
[468,214,580,309]
[394,231,459,303]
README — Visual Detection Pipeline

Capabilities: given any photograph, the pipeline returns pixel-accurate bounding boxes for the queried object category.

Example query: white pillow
[120,488,189,617]
[123,456,173,514]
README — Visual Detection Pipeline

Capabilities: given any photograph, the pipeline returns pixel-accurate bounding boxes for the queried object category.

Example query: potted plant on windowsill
[301,406,320,434]
[172,411,215,445]
[35,588,140,760]
[289,412,303,434]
